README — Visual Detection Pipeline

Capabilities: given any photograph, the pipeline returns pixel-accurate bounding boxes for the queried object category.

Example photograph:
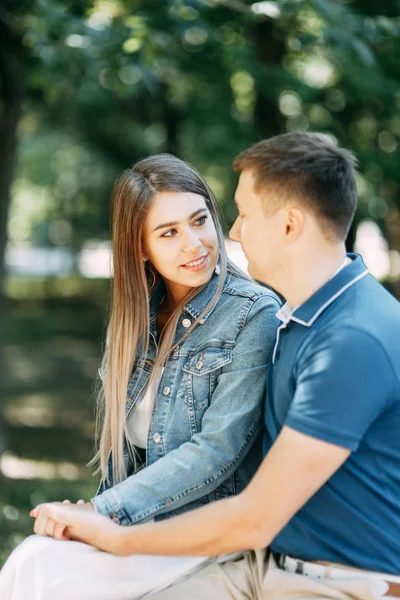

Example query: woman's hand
[30,502,122,553]
[30,498,92,541]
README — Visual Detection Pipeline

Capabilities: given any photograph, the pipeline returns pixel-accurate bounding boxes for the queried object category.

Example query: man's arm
[35,427,349,556]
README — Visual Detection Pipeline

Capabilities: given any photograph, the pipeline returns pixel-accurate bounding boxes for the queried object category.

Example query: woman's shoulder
[223,271,281,306]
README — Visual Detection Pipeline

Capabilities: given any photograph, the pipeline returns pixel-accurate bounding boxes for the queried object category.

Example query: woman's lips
[181,254,209,272]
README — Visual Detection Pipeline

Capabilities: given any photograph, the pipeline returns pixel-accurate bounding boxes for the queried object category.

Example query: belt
[273,552,400,598]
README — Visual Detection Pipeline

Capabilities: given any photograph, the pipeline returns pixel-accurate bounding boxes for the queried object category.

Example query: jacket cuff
[91,489,130,526]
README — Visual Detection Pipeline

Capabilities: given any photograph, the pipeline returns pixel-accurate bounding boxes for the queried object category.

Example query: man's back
[266,255,400,573]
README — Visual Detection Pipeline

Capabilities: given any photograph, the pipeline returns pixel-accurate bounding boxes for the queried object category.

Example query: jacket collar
[184,270,229,324]
[276,253,369,328]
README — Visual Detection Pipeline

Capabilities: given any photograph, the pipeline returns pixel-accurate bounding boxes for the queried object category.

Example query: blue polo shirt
[266,254,400,574]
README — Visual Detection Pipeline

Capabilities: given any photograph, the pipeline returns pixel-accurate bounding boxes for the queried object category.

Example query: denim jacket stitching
[185,373,198,434]
[177,339,235,358]
[223,286,271,301]
[238,295,280,342]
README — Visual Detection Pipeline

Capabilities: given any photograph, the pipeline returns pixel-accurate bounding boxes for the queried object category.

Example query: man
[31,133,400,598]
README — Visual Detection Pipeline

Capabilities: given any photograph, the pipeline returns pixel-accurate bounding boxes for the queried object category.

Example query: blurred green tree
[4,0,400,249]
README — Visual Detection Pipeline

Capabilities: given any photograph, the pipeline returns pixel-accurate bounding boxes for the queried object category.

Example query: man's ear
[285,207,305,242]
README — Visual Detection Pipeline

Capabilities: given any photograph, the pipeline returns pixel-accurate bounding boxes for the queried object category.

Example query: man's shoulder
[299,318,399,393]
[353,272,400,317]
[311,274,400,349]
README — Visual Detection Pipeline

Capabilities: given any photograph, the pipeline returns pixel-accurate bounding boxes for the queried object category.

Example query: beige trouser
[147,550,395,600]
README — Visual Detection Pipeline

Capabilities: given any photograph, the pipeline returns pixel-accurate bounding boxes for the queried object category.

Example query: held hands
[30,500,122,554]
[30,499,92,540]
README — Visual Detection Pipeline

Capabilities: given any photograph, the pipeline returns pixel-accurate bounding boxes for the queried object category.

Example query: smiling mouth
[182,254,208,268]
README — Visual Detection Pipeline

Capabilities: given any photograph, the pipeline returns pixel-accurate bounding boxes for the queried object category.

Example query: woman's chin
[179,268,213,288]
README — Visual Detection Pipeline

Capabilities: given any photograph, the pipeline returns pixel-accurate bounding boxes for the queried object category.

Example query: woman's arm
[90,293,280,526]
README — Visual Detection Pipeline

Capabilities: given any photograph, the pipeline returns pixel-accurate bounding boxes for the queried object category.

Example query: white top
[126,369,164,449]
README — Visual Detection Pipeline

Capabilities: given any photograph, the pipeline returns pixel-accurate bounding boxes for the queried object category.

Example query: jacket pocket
[182,345,233,411]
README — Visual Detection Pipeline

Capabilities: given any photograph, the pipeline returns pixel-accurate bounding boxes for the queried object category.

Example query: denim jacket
[92,270,280,526]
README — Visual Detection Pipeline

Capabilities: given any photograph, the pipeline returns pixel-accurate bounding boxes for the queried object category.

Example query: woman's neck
[162,279,192,311]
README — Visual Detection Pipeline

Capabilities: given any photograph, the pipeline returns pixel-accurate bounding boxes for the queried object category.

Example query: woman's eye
[162,228,177,238]
[194,215,208,226]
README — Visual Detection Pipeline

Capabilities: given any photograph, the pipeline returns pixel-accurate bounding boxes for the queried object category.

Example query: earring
[147,268,156,290]
[215,264,221,275]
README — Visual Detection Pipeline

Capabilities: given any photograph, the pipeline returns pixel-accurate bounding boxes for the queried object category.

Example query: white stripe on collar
[331,256,352,279]
[276,257,351,325]
[293,269,368,327]
[273,268,369,363]
[276,302,294,324]
[276,255,368,328]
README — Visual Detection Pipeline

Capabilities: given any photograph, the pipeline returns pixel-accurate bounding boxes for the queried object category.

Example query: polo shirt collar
[277,253,369,328]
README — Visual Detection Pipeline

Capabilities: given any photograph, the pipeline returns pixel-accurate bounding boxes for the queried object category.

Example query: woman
[0,154,280,599]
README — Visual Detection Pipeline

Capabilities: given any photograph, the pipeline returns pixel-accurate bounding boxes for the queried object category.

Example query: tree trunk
[252,19,286,138]
[159,82,180,157]
[0,10,23,455]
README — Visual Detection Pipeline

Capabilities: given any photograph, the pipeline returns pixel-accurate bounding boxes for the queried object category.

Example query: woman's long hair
[93,154,247,483]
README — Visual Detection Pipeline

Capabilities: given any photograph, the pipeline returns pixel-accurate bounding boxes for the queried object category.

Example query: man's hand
[30,501,122,553]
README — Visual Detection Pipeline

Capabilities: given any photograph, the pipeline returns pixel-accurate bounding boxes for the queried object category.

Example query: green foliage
[4,0,399,247]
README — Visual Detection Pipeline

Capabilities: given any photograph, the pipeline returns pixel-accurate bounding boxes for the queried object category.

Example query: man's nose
[229,217,240,243]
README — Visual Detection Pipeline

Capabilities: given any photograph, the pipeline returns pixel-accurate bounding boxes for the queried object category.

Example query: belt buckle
[280,554,325,580]
[295,560,305,575]
[276,552,305,575]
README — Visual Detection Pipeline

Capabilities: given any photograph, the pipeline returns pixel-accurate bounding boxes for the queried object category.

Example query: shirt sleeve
[285,327,395,451]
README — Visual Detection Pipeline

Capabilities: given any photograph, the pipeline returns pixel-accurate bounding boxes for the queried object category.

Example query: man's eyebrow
[152,208,207,232]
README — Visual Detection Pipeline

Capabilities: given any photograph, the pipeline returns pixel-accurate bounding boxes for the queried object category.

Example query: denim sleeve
[91,293,280,525]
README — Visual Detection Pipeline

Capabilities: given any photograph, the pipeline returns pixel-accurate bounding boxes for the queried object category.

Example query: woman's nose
[182,229,202,252]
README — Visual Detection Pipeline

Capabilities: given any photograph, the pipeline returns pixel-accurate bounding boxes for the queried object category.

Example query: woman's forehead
[145,191,208,229]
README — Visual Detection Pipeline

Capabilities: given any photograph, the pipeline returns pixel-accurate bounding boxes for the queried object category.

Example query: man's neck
[282,246,348,308]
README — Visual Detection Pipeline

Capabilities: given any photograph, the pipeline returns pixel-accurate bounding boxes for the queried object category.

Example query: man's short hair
[233,132,358,241]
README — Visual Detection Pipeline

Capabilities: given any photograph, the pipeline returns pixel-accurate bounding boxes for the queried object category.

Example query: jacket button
[153,432,161,443]
[163,386,171,396]
[196,361,203,370]
[182,318,191,328]
[109,512,120,524]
